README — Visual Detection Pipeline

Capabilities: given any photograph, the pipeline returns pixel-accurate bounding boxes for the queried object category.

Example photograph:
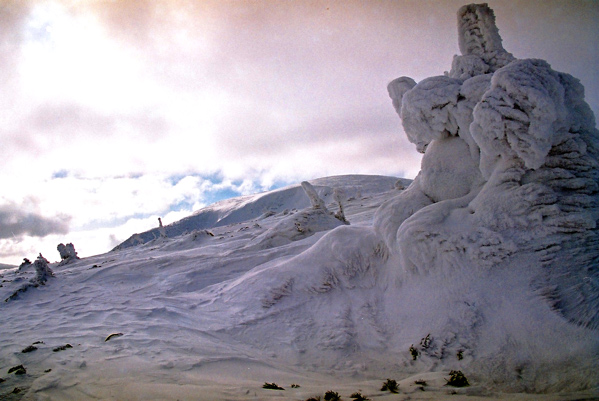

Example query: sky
[0,0,597,265]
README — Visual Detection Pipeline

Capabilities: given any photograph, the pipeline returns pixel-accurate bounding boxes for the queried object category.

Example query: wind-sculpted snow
[382,3,599,332]
[451,3,514,80]
[1,4,598,400]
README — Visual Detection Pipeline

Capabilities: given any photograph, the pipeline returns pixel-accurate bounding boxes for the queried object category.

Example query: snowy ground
[0,175,597,400]
[3,3,599,399]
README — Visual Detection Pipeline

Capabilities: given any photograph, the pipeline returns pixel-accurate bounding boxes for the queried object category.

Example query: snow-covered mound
[0,4,598,400]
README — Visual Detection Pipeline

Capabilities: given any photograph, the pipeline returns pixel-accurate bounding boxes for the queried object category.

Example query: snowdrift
[0,3,598,400]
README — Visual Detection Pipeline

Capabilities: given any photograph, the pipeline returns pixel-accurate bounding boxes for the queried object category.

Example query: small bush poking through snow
[262,382,284,390]
[446,370,470,387]
[52,344,72,352]
[21,345,37,353]
[350,391,369,400]
[409,344,419,360]
[105,333,124,342]
[381,378,399,393]
[323,390,341,401]
[420,333,432,349]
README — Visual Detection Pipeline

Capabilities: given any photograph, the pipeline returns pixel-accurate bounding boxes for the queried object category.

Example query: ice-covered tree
[377,2,599,329]
[301,181,326,210]
[57,243,80,266]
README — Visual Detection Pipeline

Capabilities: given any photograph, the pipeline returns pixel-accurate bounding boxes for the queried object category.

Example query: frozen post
[158,217,167,238]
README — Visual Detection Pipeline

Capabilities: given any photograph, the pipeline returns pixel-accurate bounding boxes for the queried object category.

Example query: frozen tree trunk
[333,188,348,223]
[301,181,326,210]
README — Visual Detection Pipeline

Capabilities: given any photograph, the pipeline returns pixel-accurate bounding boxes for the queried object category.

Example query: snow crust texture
[1,4,598,400]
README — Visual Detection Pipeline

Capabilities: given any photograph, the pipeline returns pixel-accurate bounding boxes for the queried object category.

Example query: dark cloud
[0,1,32,82]
[0,202,71,239]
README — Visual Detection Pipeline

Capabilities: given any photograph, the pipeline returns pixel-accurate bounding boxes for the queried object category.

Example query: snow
[0,263,16,270]
[1,3,598,400]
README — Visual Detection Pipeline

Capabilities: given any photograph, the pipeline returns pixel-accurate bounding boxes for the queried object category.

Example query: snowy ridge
[114,175,403,250]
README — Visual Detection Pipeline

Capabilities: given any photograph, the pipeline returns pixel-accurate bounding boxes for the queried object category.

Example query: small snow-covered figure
[18,258,32,270]
[37,253,49,264]
[158,217,167,238]
[57,243,78,260]
[57,243,79,266]
[33,255,53,285]
[5,255,54,302]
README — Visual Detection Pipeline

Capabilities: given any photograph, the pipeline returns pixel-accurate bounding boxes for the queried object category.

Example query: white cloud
[0,0,596,264]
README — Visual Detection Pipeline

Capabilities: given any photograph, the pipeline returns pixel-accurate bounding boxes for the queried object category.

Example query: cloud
[0,201,70,239]
[0,0,597,265]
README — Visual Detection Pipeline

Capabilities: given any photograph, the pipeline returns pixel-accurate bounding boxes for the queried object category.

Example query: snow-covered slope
[114,175,405,250]
[1,3,598,401]
[0,172,596,400]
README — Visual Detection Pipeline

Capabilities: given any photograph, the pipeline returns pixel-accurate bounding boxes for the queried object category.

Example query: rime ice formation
[32,254,54,284]
[57,242,79,266]
[210,2,598,392]
[301,181,326,209]
[451,3,515,80]
[245,180,348,250]
[5,255,53,302]
[380,3,599,330]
